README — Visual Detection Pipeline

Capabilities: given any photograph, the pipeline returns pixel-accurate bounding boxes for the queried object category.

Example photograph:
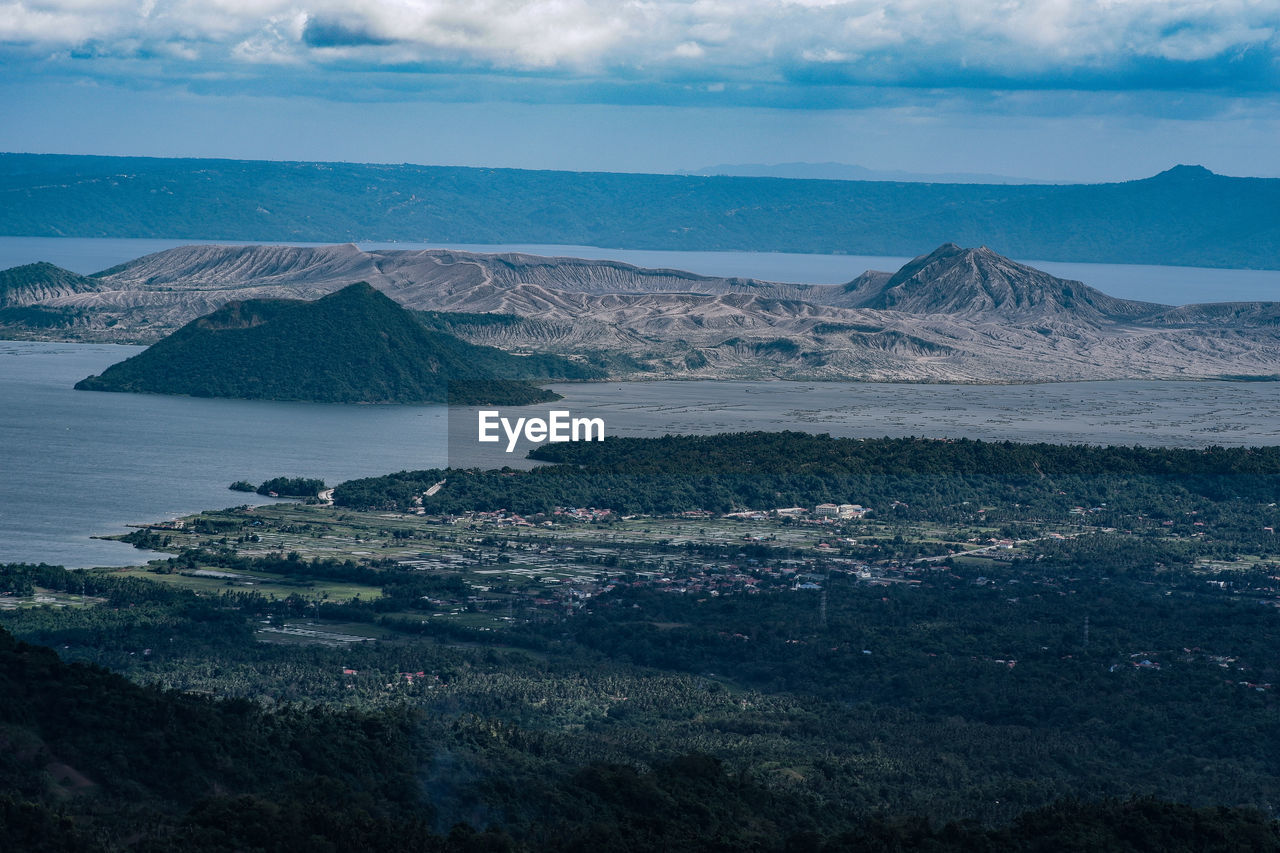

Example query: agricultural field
[107,562,383,602]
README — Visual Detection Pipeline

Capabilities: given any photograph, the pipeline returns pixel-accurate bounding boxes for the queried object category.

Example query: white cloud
[801,47,853,62]
[673,41,706,59]
[0,0,1276,93]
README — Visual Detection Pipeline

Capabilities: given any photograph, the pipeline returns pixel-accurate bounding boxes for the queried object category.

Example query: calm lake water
[1,236,1278,305]
[0,342,446,568]
[5,341,1280,568]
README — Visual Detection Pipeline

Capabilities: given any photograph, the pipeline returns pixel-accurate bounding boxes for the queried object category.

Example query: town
[94,489,1278,666]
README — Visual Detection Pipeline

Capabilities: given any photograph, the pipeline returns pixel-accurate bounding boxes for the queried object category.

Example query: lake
[1,236,1278,305]
[0,342,449,568]
[5,341,1280,568]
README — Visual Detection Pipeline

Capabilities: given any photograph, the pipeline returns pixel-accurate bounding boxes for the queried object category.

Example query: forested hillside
[335,433,1280,515]
[2,154,1277,268]
[74,282,594,403]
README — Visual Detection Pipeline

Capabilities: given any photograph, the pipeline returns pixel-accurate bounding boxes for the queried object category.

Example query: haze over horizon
[0,150,1261,186]
[1,1,1277,184]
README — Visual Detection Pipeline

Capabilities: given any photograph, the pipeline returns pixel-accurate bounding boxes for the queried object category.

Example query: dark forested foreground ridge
[4,431,1280,850]
[74,282,594,404]
[2,625,1276,853]
[3,154,1279,269]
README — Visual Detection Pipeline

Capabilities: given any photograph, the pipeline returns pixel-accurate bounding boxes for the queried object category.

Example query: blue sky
[2,1,1278,181]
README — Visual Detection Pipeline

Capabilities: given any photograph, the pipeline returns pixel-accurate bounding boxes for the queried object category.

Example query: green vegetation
[335,432,1280,516]
[4,431,1280,849]
[2,156,1279,268]
[0,305,86,329]
[416,309,526,331]
[0,622,441,852]
[3,616,1275,851]
[74,282,593,404]
[107,564,383,603]
[528,431,1280,476]
[228,480,256,492]
[256,476,325,498]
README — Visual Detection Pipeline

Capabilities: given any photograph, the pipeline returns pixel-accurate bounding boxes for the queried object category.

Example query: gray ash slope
[91,243,819,301]
[7,242,1280,383]
[833,243,1164,322]
[0,262,104,307]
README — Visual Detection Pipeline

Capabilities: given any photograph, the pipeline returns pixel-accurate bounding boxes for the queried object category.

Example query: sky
[1,1,1278,182]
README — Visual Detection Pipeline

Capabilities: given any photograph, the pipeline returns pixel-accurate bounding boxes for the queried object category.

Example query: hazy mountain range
[5,242,1280,384]
[679,162,1048,184]
[2,154,1278,269]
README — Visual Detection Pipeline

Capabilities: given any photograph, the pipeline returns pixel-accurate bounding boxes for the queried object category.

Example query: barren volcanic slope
[9,243,1280,383]
[0,261,103,306]
[833,243,1163,321]
[0,261,107,330]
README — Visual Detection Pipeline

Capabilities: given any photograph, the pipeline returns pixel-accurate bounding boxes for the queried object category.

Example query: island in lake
[74,281,599,405]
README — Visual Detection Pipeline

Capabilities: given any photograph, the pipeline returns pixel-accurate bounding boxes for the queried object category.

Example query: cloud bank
[2,0,1277,104]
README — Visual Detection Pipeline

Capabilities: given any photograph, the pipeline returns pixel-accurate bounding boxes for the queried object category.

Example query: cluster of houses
[432,502,869,528]
[399,541,928,623]
[443,507,614,528]
[555,506,614,522]
[773,503,870,521]
[453,509,537,528]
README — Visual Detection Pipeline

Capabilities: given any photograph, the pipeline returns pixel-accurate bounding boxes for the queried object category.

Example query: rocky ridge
[7,243,1280,383]
[0,262,103,307]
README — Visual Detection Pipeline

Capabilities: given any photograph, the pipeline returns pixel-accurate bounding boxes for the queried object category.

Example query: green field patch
[1195,556,1267,572]
[108,566,382,601]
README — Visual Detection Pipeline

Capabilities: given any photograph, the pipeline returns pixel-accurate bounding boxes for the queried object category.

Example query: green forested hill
[335,432,1280,515]
[3,610,1278,852]
[2,154,1278,269]
[74,282,594,403]
[0,622,439,852]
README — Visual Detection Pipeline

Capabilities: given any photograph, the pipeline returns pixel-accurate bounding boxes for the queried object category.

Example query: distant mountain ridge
[74,282,588,404]
[2,154,1278,269]
[681,162,1047,184]
[13,242,1280,384]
